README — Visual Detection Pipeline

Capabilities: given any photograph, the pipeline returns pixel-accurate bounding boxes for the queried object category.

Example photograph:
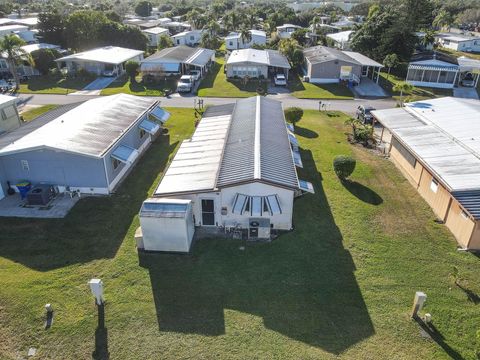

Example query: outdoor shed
[372,97,480,250]
[225,48,291,79]
[147,96,314,248]
[139,198,195,252]
[55,46,144,76]
[140,46,215,76]
[0,94,170,198]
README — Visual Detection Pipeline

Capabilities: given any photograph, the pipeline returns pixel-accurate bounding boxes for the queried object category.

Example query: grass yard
[438,47,480,61]
[288,73,354,99]
[379,72,453,102]
[18,75,93,95]
[19,105,58,122]
[197,58,268,98]
[1,108,480,359]
[100,75,177,96]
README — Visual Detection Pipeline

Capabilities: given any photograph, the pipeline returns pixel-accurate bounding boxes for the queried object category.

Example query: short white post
[88,278,104,306]
[411,291,427,318]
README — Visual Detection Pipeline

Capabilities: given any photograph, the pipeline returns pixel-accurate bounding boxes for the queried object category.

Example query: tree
[421,30,436,50]
[105,10,122,23]
[205,20,220,37]
[157,34,173,50]
[284,107,303,128]
[278,38,300,63]
[200,32,221,50]
[38,11,65,47]
[135,1,152,17]
[456,8,480,27]
[333,155,356,179]
[65,10,107,51]
[433,9,454,30]
[393,82,413,106]
[239,28,252,48]
[31,48,60,75]
[291,28,309,46]
[187,9,203,29]
[125,60,139,81]
[383,53,399,79]
[291,48,305,68]
[0,35,31,90]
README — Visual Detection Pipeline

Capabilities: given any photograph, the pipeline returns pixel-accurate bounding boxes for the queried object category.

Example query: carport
[343,51,383,83]
[457,56,480,88]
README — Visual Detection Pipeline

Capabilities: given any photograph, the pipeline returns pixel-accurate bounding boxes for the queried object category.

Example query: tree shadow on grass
[341,179,383,206]
[294,125,318,139]
[0,136,179,271]
[140,149,374,353]
[456,283,480,305]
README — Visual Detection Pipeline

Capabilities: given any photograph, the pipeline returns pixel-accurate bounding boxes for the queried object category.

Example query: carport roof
[56,46,144,65]
[343,51,383,67]
[372,97,480,193]
[142,46,214,67]
[0,94,160,158]
[226,49,290,69]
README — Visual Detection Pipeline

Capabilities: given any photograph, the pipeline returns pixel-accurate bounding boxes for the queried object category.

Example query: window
[21,160,29,171]
[461,210,469,219]
[112,158,121,170]
[232,194,282,216]
[139,128,146,138]
[430,178,439,193]
[229,41,233,46]
[176,39,180,45]
[190,35,194,40]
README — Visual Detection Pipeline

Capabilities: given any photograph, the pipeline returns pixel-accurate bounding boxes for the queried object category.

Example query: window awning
[292,149,303,168]
[288,132,299,147]
[232,193,282,216]
[408,64,458,71]
[139,119,160,135]
[298,179,315,194]
[111,145,139,164]
[150,106,171,123]
[286,123,294,133]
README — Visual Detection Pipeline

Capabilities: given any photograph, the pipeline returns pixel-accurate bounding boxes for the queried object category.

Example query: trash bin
[16,181,31,199]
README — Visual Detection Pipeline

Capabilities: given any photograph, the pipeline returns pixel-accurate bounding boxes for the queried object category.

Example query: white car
[177,75,194,93]
[188,70,201,82]
[274,74,287,86]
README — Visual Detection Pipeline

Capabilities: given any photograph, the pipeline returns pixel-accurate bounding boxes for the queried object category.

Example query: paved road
[16,93,397,114]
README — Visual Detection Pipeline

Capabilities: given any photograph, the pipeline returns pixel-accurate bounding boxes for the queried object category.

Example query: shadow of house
[139,149,374,354]
[341,179,383,206]
[0,136,178,271]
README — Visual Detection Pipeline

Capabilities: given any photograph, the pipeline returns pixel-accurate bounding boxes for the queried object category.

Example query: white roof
[56,46,143,65]
[225,29,266,40]
[372,97,480,192]
[458,56,480,72]
[276,24,302,30]
[0,94,15,106]
[227,48,268,64]
[12,17,38,26]
[343,51,383,67]
[21,43,61,54]
[0,24,28,32]
[143,27,169,35]
[327,30,354,43]
[436,33,480,42]
[172,30,201,38]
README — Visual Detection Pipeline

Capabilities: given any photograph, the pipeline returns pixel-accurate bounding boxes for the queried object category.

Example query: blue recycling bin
[16,181,31,199]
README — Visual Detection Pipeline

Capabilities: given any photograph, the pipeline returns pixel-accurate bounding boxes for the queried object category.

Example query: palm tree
[187,9,202,30]
[224,12,239,32]
[0,35,32,91]
[239,28,252,48]
[205,20,220,37]
[421,30,435,49]
[393,82,414,106]
[433,9,453,31]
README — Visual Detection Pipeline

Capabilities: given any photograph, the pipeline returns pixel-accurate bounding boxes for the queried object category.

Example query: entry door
[201,199,215,226]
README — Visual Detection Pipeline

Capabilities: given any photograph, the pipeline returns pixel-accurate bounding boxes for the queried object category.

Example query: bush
[31,48,60,75]
[125,60,139,81]
[284,107,303,127]
[333,155,356,179]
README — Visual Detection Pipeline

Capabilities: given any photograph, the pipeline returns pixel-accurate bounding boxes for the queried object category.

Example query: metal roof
[184,48,215,67]
[303,45,359,65]
[458,56,480,72]
[0,94,159,158]
[155,96,299,196]
[372,97,480,192]
[343,51,383,67]
[141,46,213,68]
[172,30,202,38]
[225,30,266,40]
[452,191,480,220]
[226,49,290,69]
[56,46,144,65]
[143,27,169,35]
[0,94,16,106]
[326,30,353,43]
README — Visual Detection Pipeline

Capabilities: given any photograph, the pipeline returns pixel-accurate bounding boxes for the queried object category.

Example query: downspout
[103,156,111,193]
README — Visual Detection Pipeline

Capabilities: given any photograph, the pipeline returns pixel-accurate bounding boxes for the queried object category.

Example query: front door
[201,199,215,226]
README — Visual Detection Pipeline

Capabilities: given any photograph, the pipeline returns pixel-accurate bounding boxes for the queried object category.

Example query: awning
[408,64,458,71]
[286,123,294,133]
[292,149,303,168]
[139,119,160,135]
[150,106,171,123]
[298,179,315,194]
[288,132,299,147]
[111,145,139,164]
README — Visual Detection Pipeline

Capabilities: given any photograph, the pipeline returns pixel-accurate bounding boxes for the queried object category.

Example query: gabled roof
[303,45,358,65]
[155,96,299,196]
[171,30,201,38]
[326,30,353,43]
[226,49,290,69]
[0,94,160,158]
[225,29,266,40]
[142,27,169,35]
[141,46,214,67]
[56,46,143,65]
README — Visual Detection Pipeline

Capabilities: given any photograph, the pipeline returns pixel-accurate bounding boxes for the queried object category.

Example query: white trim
[406,80,455,89]
[309,77,340,84]
[254,96,261,179]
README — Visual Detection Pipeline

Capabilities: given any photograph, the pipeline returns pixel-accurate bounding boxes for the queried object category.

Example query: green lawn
[20,105,58,122]
[18,75,94,95]
[379,72,453,102]
[100,75,177,96]
[438,47,480,61]
[197,58,268,98]
[1,109,480,359]
[289,73,354,99]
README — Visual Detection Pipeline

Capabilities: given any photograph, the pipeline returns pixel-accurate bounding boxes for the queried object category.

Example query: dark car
[461,72,475,87]
[356,105,376,124]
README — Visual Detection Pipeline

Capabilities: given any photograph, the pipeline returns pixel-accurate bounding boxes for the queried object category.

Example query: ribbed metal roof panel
[452,191,480,220]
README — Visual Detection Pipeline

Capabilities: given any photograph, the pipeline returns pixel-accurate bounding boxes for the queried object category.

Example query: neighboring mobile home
[326,30,354,50]
[140,96,313,252]
[435,33,480,53]
[225,48,291,79]
[172,30,202,46]
[142,27,170,48]
[55,46,144,77]
[225,30,267,50]
[0,94,170,198]
[276,24,303,39]
[373,97,480,250]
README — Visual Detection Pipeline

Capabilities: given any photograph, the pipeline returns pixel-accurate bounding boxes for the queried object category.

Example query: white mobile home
[142,27,170,48]
[435,33,480,53]
[225,48,291,79]
[225,30,267,50]
[172,30,203,46]
[141,96,314,252]
[276,24,303,39]
[327,30,354,50]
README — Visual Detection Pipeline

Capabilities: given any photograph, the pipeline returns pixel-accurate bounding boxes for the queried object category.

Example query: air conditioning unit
[303,76,310,82]
[249,218,271,240]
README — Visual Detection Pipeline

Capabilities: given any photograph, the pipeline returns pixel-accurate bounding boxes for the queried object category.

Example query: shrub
[125,60,139,81]
[333,155,356,179]
[31,48,60,75]
[284,107,303,127]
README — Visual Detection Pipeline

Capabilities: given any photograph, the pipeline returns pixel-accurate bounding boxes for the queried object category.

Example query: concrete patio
[352,78,389,98]
[0,193,81,218]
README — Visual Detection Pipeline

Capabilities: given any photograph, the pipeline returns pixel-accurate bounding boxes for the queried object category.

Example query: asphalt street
[16,93,397,115]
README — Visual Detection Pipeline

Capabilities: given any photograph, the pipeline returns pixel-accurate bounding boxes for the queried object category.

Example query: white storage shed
[139,198,195,253]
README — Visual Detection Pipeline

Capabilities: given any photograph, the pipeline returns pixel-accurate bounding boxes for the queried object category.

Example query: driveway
[453,86,479,100]
[352,78,389,98]
[69,76,117,96]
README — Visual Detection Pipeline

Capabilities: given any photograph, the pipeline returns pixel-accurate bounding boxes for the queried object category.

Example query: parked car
[356,105,376,124]
[274,74,287,86]
[188,70,201,82]
[177,75,194,93]
[461,72,475,87]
